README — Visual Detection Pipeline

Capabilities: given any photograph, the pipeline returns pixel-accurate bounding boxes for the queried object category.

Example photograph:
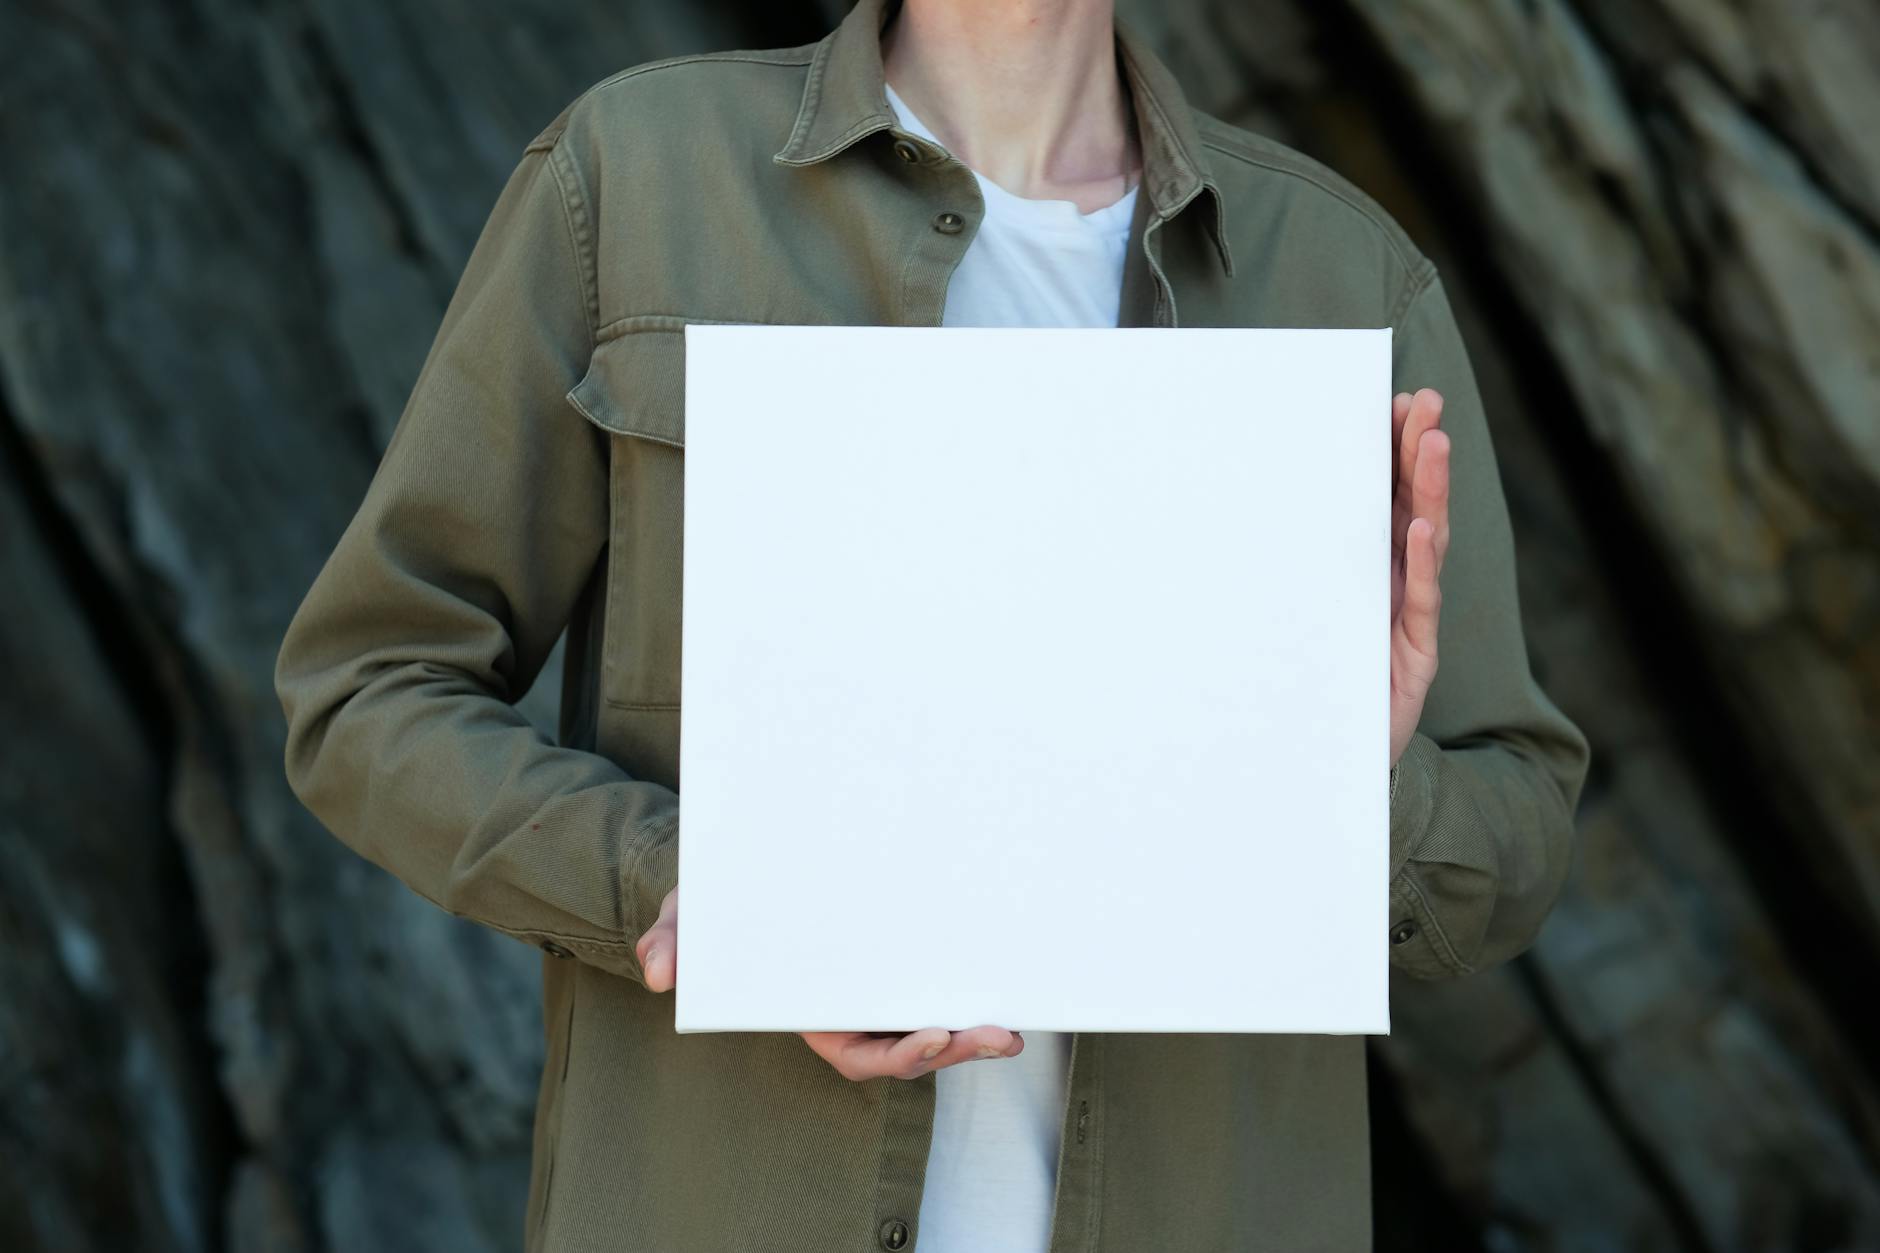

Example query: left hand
[1390,387,1451,769]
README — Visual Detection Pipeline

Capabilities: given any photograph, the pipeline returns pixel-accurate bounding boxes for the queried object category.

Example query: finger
[1390,392,1414,560]
[893,1027,1021,1080]
[1391,391,1412,488]
[823,1025,1023,1081]
[1396,517,1442,666]
[872,1028,961,1079]
[638,931,676,992]
[1411,428,1451,577]
[1396,388,1443,502]
[804,1028,948,1082]
[923,1025,1022,1073]
[1393,389,1440,558]
[635,886,680,993]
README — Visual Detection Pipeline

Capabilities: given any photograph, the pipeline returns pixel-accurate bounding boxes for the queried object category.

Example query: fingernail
[641,944,661,969]
[921,1040,946,1060]
[977,1044,1003,1059]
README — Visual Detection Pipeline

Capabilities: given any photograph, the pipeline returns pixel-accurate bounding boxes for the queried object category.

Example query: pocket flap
[566,328,685,447]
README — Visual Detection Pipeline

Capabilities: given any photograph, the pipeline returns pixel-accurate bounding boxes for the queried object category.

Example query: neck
[881,0,1139,212]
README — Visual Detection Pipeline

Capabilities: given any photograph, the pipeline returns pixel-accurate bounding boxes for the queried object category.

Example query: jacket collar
[773,0,1235,278]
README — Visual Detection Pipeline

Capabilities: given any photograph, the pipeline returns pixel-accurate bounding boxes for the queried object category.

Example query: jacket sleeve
[273,131,678,986]
[1386,263,1592,979]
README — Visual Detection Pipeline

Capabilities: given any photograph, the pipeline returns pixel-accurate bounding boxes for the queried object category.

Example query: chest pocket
[567,326,686,711]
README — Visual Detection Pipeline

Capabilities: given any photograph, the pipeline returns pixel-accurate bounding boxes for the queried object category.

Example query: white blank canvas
[675,324,1391,1035]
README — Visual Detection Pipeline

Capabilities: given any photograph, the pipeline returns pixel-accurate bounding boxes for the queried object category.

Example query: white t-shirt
[885,81,1138,1253]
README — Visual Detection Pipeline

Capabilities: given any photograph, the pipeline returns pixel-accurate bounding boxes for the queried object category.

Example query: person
[272,0,1592,1249]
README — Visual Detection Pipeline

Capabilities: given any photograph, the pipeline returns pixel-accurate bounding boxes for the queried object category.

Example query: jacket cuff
[623,810,681,975]
[1386,731,1465,977]
[1388,730,1440,881]
[532,810,678,983]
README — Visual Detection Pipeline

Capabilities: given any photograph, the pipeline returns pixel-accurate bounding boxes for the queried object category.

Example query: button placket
[899,161,982,325]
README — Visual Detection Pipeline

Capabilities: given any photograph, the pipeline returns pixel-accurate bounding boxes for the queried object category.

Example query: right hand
[636,883,1026,1081]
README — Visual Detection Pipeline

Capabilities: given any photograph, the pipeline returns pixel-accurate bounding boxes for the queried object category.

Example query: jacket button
[893,138,922,164]
[541,940,573,959]
[1389,920,1417,945]
[879,1218,910,1249]
[932,211,965,234]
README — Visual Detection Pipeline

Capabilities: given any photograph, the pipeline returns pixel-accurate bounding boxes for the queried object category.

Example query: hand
[799,1025,1025,1082]
[1390,387,1451,769]
[634,883,1026,1080]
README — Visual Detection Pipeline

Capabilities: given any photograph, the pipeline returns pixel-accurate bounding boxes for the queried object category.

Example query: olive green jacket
[273,0,1591,1248]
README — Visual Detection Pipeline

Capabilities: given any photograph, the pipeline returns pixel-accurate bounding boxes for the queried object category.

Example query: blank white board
[675,324,1391,1035]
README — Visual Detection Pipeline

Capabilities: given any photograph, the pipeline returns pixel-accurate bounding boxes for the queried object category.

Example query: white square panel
[674,324,1390,1035]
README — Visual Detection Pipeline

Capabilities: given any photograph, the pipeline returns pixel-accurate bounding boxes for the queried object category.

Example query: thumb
[636,884,680,992]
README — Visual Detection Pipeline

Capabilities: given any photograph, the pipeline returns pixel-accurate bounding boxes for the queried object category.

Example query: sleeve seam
[1387,259,1439,330]
[543,140,600,353]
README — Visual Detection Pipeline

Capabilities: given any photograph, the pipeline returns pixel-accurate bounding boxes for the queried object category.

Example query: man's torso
[529,3,1425,1249]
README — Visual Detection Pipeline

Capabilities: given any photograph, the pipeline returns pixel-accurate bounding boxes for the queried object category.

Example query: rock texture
[1,1,1875,1250]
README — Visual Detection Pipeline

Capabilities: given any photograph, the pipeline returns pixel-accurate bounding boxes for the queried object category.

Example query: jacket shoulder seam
[588,45,820,94]
[524,46,818,152]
